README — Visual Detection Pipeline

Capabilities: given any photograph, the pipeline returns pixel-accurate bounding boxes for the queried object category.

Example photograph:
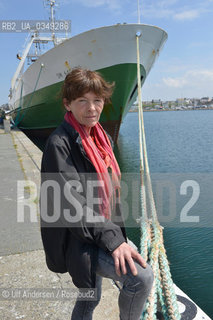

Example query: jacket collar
[61,119,79,141]
[61,119,92,163]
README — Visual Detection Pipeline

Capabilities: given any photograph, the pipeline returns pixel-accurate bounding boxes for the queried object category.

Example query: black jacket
[40,120,127,288]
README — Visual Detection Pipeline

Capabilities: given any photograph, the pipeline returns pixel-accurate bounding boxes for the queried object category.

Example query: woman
[40,67,153,320]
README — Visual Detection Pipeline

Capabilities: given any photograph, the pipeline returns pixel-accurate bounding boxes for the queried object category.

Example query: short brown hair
[62,67,114,104]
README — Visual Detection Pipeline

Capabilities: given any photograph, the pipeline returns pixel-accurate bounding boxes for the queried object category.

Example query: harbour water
[115,110,213,318]
[22,109,212,317]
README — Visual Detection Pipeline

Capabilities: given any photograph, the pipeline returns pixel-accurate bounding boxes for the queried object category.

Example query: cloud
[62,0,213,20]
[163,69,213,88]
[142,3,173,19]
[188,40,213,49]
[157,0,178,6]
[173,9,200,20]
[163,77,187,88]
[143,68,213,100]
[71,0,123,10]
[142,0,213,21]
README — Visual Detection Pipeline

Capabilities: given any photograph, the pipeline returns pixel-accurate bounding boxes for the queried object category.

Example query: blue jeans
[71,247,154,320]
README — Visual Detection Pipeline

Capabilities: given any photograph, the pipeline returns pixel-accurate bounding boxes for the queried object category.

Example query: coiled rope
[136,33,181,320]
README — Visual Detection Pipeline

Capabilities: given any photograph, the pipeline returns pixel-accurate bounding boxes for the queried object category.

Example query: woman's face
[64,92,104,131]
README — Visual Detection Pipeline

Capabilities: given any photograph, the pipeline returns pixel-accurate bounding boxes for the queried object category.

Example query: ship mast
[10,0,67,99]
[44,0,57,45]
[137,0,141,24]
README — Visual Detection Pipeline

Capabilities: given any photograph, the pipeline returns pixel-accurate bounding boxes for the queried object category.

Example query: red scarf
[64,111,121,219]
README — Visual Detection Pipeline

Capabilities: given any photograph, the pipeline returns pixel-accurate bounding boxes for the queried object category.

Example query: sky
[0,0,213,105]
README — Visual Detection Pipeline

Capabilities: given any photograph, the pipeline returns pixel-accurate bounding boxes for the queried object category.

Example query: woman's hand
[111,242,147,277]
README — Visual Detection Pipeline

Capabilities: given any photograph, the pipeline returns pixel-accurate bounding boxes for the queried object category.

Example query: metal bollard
[3,119,11,133]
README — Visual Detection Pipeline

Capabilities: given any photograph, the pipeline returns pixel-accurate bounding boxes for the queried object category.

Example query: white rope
[136,33,181,320]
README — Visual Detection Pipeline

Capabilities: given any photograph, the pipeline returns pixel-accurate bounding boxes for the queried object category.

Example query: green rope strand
[136,34,181,319]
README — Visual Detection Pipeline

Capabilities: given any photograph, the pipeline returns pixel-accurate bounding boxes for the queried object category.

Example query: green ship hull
[9,24,168,150]
[12,63,145,148]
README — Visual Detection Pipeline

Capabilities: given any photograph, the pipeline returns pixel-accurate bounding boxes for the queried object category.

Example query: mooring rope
[136,33,181,320]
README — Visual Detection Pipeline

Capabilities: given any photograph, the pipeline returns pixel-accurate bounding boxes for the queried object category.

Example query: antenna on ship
[43,0,59,44]
[137,0,141,24]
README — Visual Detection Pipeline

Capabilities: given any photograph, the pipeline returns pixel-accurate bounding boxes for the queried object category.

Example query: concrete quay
[0,127,119,320]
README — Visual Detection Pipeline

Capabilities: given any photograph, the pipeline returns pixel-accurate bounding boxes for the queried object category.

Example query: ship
[9,1,167,148]
[8,2,212,319]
